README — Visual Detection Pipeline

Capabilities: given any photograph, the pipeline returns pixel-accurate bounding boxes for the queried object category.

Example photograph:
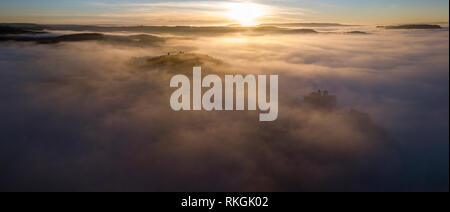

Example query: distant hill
[38,33,105,44]
[252,26,317,34]
[0,23,44,30]
[378,24,442,29]
[0,23,319,36]
[346,31,369,34]
[260,23,354,27]
[0,26,46,35]
[0,32,166,46]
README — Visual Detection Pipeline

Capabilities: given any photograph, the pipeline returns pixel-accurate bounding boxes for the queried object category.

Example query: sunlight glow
[226,2,265,26]
[222,37,250,43]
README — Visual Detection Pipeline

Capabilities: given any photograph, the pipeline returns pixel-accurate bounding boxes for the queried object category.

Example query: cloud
[0,26,448,191]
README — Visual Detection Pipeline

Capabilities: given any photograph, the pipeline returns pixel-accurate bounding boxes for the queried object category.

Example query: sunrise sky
[1,0,449,25]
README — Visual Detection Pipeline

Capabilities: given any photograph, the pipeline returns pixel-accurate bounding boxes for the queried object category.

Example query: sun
[226,3,265,26]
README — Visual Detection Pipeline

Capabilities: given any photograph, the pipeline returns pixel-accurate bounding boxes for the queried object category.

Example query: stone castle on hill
[304,90,337,111]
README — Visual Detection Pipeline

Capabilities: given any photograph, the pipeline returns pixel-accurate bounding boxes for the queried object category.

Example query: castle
[304,90,337,111]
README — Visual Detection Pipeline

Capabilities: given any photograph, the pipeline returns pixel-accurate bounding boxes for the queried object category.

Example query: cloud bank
[0,26,448,191]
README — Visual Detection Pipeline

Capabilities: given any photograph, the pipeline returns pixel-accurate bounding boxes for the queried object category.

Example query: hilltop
[134,53,225,75]
[377,24,442,29]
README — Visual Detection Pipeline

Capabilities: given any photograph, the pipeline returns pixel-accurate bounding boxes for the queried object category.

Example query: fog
[0,26,448,191]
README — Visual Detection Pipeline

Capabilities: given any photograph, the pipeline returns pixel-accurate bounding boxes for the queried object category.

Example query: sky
[0,0,449,25]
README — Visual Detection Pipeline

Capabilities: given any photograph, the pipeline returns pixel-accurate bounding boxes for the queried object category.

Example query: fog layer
[0,26,448,191]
